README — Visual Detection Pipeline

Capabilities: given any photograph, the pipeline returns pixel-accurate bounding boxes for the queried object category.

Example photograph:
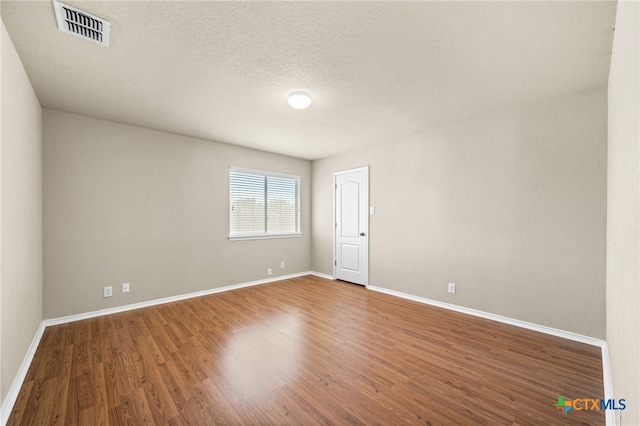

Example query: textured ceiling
[1,1,616,160]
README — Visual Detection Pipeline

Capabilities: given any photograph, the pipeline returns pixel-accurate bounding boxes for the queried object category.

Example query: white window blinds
[229,168,301,239]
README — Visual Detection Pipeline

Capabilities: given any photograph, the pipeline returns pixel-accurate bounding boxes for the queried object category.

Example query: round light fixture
[287,91,312,109]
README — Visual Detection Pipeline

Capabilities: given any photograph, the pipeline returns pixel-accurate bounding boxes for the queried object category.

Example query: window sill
[228,233,302,242]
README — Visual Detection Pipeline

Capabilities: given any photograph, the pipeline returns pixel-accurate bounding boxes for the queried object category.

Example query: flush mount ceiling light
[287,91,312,109]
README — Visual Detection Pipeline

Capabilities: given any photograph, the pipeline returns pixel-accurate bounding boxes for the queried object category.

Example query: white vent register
[53,0,110,47]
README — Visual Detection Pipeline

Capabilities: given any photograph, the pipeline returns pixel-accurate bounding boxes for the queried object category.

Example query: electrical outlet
[267,268,272,276]
[103,286,112,297]
[280,261,285,269]
[122,282,130,293]
[448,283,456,294]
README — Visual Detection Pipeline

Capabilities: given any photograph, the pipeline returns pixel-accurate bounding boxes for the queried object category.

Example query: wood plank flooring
[8,275,604,425]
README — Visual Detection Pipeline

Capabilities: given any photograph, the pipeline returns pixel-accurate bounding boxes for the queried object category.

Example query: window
[229,168,301,240]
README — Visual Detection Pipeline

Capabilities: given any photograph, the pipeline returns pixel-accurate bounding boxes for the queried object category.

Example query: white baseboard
[0,321,47,426]
[309,271,334,280]
[366,285,613,425]
[601,342,616,426]
[367,285,605,347]
[1,273,614,426]
[44,271,312,327]
[0,272,315,423]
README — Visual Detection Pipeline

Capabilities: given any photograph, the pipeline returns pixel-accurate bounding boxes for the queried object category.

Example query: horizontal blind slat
[230,170,300,237]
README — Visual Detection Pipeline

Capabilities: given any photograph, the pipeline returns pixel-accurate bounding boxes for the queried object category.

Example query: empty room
[1,1,638,425]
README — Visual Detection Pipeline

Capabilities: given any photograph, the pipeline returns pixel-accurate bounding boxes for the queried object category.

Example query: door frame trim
[333,166,370,286]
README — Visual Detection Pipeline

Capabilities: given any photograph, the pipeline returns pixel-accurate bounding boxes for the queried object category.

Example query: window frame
[228,167,301,241]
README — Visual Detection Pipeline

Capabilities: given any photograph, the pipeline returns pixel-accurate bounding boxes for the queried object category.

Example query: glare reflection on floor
[221,313,302,398]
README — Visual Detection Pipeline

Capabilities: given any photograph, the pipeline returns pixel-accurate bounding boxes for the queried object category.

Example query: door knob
[360,232,366,236]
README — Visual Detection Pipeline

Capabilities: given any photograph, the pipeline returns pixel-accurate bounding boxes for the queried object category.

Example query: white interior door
[334,167,369,286]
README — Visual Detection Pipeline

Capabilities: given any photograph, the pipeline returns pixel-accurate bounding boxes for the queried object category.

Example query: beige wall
[312,88,607,338]
[607,1,640,424]
[42,109,311,319]
[0,22,43,404]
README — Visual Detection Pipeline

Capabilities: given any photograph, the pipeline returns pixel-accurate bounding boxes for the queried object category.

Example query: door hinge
[335,184,337,190]
[334,260,337,266]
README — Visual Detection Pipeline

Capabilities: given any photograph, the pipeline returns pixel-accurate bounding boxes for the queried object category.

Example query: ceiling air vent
[53,0,110,47]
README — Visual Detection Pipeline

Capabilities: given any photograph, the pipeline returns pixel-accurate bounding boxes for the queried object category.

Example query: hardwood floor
[8,275,604,425]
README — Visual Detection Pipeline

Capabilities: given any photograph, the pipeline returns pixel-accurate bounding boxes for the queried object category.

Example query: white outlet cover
[103,286,112,297]
[448,283,456,294]
[268,268,272,275]
[280,261,285,269]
